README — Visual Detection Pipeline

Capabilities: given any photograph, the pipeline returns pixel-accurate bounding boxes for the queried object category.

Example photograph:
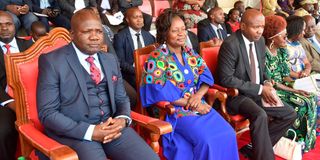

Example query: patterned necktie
[249,43,256,83]
[85,56,101,84]
[4,44,11,54]
[135,33,142,49]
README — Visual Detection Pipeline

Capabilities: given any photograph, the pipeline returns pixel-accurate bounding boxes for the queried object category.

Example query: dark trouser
[142,12,152,31]
[0,107,18,160]
[237,96,297,160]
[38,127,159,160]
[123,79,137,108]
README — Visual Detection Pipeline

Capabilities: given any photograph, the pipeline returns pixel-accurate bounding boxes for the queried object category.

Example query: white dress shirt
[72,43,131,141]
[241,34,263,95]
[129,27,145,50]
[210,23,224,39]
[0,38,20,107]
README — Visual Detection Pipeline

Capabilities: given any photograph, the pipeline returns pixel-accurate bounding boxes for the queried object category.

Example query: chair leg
[19,134,34,159]
[149,133,160,153]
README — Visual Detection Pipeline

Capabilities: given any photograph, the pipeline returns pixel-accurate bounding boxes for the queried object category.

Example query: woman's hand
[194,103,211,115]
[186,94,202,110]
[295,90,310,97]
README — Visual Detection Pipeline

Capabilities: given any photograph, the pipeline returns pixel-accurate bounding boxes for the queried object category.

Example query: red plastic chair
[5,27,172,159]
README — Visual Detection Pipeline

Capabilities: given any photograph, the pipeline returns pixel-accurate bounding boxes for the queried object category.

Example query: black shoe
[239,143,253,159]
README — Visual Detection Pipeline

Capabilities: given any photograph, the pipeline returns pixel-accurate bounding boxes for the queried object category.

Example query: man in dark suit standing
[113,7,155,89]
[217,9,296,160]
[57,0,97,19]
[198,7,227,42]
[37,9,159,160]
[0,11,33,160]
[31,0,71,30]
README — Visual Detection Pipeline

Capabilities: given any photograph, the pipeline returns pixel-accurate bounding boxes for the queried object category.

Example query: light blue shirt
[40,0,51,9]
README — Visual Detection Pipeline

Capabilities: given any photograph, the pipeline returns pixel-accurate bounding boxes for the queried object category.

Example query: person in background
[113,7,155,89]
[234,0,245,19]
[264,15,317,152]
[225,8,240,34]
[57,0,97,20]
[198,7,227,42]
[118,0,152,31]
[217,9,296,160]
[183,13,200,53]
[201,0,218,13]
[30,21,47,42]
[0,0,38,33]
[36,8,159,160]
[278,0,295,15]
[262,0,283,16]
[31,0,71,31]
[0,11,33,160]
[286,15,312,80]
[300,15,320,73]
[173,0,207,28]
[140,9,239,160]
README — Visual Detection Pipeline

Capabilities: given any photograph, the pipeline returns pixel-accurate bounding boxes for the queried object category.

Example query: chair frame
[5,27,172,159]
[200,41,249,135]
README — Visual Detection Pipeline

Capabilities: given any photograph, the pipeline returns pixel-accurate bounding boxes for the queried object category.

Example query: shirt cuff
[258,85,263,95]
[1,99,14,107]
[115,115,132,126]
[83,125,95,141]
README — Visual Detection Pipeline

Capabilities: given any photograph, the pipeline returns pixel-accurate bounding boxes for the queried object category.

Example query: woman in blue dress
[140,9,239,160]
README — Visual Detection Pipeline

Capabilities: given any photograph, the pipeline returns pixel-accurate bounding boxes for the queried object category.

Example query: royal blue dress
[140,44,239,160]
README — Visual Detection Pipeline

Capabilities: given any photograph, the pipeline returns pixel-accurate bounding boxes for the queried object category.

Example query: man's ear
[70,30,74,40]
[240,22,245,30]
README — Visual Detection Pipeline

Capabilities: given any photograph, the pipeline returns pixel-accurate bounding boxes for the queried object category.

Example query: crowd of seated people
[1,0,320,160]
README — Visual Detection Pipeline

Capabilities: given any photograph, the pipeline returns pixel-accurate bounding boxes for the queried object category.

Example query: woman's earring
[269,40,274,49]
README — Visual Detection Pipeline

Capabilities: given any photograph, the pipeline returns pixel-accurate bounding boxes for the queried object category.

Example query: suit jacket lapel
[65,44,89,105]
[237,32,252,80]
[126,28,135,52]
[208,25,217,38]
[98,53,115,112]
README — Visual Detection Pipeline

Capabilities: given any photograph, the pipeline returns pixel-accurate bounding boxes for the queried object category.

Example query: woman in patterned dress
[264,15,317,152]
[140,9,239,160]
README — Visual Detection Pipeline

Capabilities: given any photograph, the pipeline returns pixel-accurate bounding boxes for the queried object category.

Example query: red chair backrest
[201,46,220,76]
[134,44,158,114]
[5,27,71,131]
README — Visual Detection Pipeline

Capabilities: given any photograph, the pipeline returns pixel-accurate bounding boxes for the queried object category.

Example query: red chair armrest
[18,123,78,160]
[155,101,175,115]
[212,84,238,97]
[131,111,172,135]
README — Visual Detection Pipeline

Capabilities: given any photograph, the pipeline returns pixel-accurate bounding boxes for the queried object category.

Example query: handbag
[273,129,302,160]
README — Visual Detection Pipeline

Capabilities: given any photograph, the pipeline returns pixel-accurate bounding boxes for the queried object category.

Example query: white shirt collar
[129,27,141,36]
[0,37,20,54]
[241,34,253,46]
[72,43,99,60]
[210,23,223,30]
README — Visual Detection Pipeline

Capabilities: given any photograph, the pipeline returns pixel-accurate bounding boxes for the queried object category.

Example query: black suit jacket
[31,0,59,13]
[113,27,155,76]
[188,31,199,53]
[37,43,130,141]
[0,38,32,103]
[57,0,97,18]
[216,30,268,113]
